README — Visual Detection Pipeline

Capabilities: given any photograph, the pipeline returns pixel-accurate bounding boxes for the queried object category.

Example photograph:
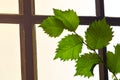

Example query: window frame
[0,0,119,80]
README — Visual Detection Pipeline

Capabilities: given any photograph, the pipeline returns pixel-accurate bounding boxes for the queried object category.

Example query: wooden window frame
[0,0,119,80]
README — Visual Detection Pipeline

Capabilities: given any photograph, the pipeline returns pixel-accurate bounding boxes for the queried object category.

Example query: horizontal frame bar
[0,15,120,26]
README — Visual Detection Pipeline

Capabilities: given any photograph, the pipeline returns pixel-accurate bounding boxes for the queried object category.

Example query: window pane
[35,0,95,16]
[0,24,21,80]
[104,0,120,17]
[0,0,18,14]
[107,26,120,80]
[108,26,120,52]
[36,25,99,80]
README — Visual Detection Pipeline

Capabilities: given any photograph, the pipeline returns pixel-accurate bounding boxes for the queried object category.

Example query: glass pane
[104,0,120,17]
[0,24,21,80]
[36,25,99,80]
[107,26,120,80]
[108,26,120,52]
[0,0,18,14]
[35,0,95,16]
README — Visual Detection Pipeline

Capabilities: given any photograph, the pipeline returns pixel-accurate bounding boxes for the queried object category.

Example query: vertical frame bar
[95,0,105,17]
[95,0,108,80]
[98,48,108,80]
[19,0,37,80]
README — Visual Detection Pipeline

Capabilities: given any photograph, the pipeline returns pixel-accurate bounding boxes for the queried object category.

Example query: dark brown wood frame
[0,0,120,80]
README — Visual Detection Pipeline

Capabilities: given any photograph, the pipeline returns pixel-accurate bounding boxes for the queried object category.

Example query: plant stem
[113,73,118,80]
[74,31,97,54]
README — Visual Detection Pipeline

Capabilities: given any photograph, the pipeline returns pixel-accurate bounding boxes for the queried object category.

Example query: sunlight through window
[35,0,95,16]
[0,24,21,80]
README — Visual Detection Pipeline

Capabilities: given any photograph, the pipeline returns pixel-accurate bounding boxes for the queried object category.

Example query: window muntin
[35,0,95,16]
[0,24,21,80]
[0,0,18,14]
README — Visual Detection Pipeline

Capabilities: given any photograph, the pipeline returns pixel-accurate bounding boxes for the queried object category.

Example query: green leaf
[75,53,101,77]
[54,34,83,61]
[107,44,120,74]
[54,9,79,31]
[85,18,113,50]
[39,16,65,37]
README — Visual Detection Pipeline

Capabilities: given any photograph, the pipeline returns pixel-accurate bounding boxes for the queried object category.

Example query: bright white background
[0,0,120,80]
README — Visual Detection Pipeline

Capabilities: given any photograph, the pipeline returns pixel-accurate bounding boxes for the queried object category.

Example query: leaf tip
[53,56,58,60]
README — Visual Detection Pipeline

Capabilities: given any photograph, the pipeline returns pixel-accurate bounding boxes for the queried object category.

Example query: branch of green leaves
[39,9,120,80]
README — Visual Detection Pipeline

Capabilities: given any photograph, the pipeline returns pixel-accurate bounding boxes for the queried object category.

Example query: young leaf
[54,9,79,31]
[107,44,120,74]
[85,18,113,50]
[39,16,65,37]
[54,34,83,61]
[75,53,101,77]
